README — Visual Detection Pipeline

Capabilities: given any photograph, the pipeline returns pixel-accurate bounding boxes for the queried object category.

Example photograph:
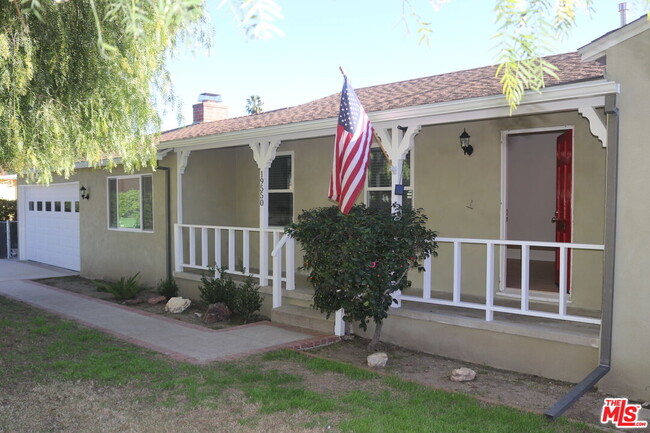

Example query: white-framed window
[366,147,413,213]
[107,175,153,231]
[268,152,293,226]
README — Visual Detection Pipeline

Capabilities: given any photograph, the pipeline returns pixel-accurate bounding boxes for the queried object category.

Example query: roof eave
[160,79,618,152]
[579,16,650,62]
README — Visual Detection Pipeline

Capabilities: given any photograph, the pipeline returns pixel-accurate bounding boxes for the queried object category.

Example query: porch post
[174,151,191,273]
[176,150,191,225]
[375,124,421,308]
[259,166,270,285]
[375,124,421,210]
[250,140,281,286]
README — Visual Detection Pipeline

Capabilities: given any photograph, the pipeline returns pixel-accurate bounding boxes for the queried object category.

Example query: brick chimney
[192,93,228,123]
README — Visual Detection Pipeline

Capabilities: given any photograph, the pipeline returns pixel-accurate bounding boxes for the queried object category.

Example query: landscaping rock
[124,298,144,305]
[367,352,388,368]
[203,302,232,323]
[165,297,191,314]
[451,367,477,382]
[147,295,167,305]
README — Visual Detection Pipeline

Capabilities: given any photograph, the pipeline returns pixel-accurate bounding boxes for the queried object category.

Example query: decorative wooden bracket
[178,150,192,174]
[250,140,281,170]
[578,106,607,148]
[375,123,422,165]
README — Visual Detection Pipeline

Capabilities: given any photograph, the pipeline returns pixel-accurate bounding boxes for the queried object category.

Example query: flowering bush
[286,204,437,349]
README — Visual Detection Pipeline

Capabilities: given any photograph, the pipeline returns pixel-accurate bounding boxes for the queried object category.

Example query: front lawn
[0,296,603,433]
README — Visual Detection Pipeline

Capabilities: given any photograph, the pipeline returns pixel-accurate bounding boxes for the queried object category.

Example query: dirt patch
[0,381,334,433]
[33,275,267,330]
[309,338,627,430]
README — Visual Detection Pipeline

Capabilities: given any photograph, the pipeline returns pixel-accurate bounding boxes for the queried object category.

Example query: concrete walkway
[0,260,337,363]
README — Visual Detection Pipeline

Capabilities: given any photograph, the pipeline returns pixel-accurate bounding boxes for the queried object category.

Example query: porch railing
[396,237,604,325]
[174,224,295,307]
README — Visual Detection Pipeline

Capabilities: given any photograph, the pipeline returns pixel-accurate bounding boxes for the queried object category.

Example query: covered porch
[168,80,615,383]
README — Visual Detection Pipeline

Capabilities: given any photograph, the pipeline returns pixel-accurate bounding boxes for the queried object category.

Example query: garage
[19,183,81,271]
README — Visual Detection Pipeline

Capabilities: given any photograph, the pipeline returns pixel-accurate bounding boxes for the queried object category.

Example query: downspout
[545,94,619,419]
[156,165,173,281]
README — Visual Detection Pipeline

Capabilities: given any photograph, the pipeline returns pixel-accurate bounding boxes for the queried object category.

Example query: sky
[161,0,645,131]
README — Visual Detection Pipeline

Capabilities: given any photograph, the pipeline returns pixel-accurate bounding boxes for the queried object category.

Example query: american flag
[328,77,374,214]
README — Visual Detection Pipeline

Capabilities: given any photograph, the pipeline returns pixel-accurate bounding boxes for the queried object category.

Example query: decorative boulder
[203,303,232,323]
[165,297,191,314]
[147,295,167,305]
[450,367,477,382]
[367,352,388,368]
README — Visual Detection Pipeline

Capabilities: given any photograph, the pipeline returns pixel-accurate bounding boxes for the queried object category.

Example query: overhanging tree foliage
[286,204,438,349]
[1,0,206,183]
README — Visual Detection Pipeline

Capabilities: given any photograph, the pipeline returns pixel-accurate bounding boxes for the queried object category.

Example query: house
[16,16,650,404]
[0,173,17,201]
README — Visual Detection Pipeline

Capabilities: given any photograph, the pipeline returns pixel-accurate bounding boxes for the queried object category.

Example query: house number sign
[259,171,264,207]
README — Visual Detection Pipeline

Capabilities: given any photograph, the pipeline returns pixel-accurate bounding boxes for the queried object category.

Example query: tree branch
[12,0,29,34]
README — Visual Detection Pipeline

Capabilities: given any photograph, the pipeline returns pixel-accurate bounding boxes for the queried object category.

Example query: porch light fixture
[459,129,474,156]
[80,185,89,200]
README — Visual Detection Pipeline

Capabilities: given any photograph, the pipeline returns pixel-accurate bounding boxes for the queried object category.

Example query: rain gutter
[545,93,619,419]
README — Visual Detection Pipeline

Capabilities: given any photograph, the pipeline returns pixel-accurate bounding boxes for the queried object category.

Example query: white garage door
[22,183,81,271]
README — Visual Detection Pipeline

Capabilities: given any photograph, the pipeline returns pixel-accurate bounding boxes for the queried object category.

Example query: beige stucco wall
[23,155,177,287]
[598,28,650,401]
[412,111,605,310]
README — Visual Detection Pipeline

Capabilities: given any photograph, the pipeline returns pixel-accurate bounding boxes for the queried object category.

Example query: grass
[0,296,604,432]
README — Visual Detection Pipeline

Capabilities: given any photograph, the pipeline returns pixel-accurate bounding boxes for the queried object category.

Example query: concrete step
[271,304,335,335]
[259,286,315,309]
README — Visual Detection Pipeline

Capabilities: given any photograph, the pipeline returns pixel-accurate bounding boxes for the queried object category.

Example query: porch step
[259,286,315,309]
[271,304,335,335]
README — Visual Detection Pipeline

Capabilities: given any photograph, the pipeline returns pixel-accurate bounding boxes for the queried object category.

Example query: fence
[0,221,18,259]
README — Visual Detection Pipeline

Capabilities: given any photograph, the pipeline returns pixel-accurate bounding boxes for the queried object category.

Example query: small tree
[245,95,264,114]
[286,204,437,350]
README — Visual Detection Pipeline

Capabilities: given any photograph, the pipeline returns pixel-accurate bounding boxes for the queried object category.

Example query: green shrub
[286,204,437,349]
[198,266,236,306]
[199,268,263,322]
[234,274,263,323]
[156,276,178,299]
[94,273,146,301]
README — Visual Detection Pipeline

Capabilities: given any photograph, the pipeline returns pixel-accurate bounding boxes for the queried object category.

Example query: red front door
[554,131,572,291]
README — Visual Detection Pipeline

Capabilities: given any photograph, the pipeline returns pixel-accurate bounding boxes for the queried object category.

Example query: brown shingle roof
[161,52,605,143]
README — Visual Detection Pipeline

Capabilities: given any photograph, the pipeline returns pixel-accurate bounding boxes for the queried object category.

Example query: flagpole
[338,66,392,166]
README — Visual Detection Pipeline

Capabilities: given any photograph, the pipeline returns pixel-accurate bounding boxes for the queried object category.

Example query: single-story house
[17,16,650,405]
[0,173,17,201]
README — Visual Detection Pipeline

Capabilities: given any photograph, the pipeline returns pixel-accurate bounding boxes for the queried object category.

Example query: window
[108,175,153,231]
[268,154,293,226]
[366,147,413,213]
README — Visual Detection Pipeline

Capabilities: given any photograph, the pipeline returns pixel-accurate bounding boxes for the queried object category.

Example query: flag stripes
[329,77,374,214]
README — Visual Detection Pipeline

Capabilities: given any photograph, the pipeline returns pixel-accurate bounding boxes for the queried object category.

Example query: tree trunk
[367,321,383,351]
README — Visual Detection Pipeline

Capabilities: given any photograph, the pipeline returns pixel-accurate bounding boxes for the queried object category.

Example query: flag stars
[338,80,364,133]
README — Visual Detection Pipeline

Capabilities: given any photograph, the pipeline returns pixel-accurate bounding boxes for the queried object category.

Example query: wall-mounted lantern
[459,129,474,156]
[80,185,90,200]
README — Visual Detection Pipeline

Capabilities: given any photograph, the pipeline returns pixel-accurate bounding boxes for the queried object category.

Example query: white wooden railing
[174,224,295,307]
[174,227,603,329]
[396,237,604,325]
